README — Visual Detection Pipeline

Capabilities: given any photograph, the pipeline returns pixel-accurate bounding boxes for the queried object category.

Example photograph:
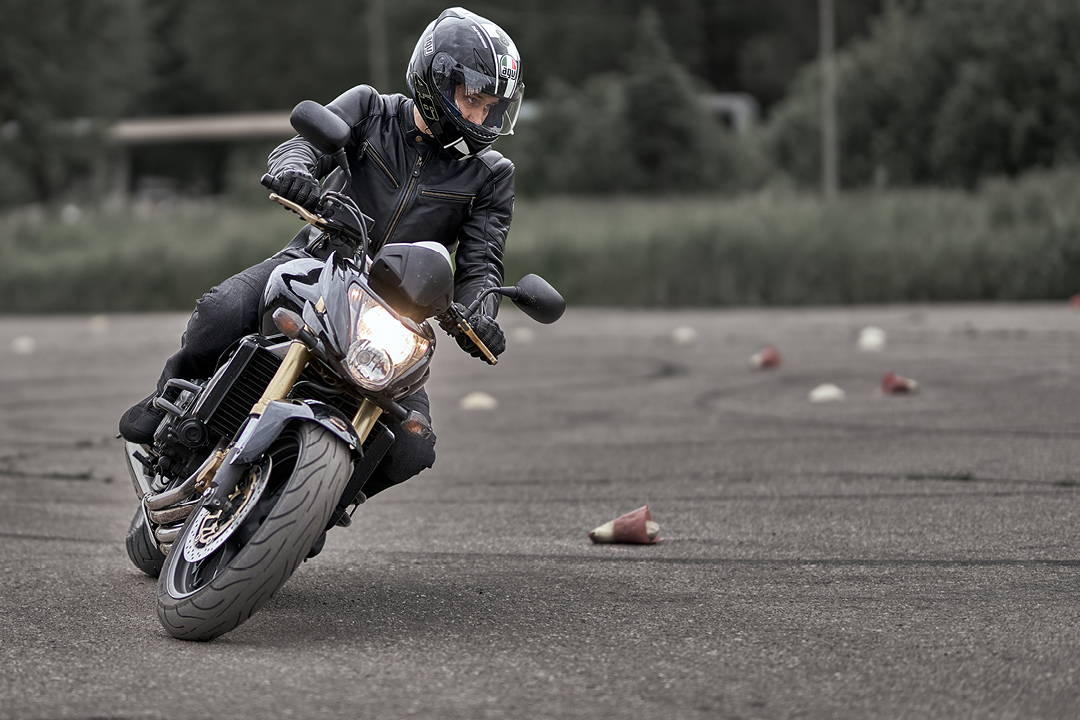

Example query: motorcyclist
[119,6,525,500]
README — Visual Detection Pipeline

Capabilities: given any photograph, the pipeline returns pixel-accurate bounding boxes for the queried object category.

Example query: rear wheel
[126,508,166,578]
[157,421,351,641]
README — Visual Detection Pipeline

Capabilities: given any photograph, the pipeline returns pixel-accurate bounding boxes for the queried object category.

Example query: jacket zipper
[383,153,424,245]
[362,141,400,188]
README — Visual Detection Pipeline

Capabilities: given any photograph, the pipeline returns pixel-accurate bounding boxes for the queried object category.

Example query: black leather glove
[450,303,506,359]
[270,169,320,211]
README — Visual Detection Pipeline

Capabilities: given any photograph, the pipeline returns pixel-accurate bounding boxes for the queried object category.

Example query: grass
[2,166,1079,312]
[0,202,295,312]
[507,168,1080,306]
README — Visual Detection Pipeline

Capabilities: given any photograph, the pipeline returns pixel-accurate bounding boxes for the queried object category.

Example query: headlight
[345,284,429,391]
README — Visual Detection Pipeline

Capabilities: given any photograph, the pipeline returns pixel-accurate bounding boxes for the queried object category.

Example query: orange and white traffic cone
[588,505,660,544]
[748,345,781,370]
[881,371,919,395]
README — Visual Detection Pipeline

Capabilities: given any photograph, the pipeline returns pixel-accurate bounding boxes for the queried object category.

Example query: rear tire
[157,421,351,641]
[126,508,166,578]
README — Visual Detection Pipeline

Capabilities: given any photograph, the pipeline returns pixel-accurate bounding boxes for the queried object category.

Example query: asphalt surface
[1,303,1079,719]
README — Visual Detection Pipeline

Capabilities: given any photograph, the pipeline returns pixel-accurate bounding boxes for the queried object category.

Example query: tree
[515,6,761,195]
[765,0,1080,188]
[0,0,149,206]
[622,6,731,192]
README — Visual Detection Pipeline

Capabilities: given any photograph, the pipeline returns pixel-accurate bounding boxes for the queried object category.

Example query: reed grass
[2,166,1078,312]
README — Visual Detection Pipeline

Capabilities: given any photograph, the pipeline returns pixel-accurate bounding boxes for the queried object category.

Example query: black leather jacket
[267,85,515,315]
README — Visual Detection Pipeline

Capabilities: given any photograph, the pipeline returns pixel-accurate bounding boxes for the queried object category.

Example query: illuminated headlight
[345,284,429,391]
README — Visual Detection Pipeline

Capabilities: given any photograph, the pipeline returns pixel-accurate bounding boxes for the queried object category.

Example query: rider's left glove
[271,169,320,211]
[451,303,506,359]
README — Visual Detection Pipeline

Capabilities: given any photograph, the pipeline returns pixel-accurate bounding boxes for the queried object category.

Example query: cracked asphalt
[1,303,1079,719]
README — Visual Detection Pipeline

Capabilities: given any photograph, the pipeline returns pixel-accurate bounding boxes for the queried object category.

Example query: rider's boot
[118,394,166,444]
[305,531,327,560]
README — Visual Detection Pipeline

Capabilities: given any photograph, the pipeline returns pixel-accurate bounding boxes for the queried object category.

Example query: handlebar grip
[260,173,276,189]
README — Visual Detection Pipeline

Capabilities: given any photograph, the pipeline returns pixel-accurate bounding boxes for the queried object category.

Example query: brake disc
[182,458,272,563]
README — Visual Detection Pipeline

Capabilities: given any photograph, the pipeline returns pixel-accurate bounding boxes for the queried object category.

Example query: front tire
[157,421,351,641]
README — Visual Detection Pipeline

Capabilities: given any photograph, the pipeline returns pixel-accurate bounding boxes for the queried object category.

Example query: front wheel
[157,421,351,641]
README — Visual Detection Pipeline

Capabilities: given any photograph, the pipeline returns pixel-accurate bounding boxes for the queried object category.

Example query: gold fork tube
[351,398,383,445]
[251,341,311,416]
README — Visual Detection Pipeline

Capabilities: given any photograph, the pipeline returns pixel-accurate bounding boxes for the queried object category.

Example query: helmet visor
[431,53,524,137]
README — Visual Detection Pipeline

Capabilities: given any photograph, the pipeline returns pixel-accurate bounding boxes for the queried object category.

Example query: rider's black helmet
[407,7,524,159]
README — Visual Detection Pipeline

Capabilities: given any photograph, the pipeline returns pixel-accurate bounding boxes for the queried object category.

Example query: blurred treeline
[3,0,1080,310]
[5,0,1079,204]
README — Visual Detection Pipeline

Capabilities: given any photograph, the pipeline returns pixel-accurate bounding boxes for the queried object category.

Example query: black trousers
[157,250,436,498]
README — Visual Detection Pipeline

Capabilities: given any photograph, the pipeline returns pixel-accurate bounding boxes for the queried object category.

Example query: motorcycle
[122,100,565,641]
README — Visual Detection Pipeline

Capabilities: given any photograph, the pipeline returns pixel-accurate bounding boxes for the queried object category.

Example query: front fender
[230,399,361,466]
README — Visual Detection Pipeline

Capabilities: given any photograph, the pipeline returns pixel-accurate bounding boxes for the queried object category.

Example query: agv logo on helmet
[500,55,518,81]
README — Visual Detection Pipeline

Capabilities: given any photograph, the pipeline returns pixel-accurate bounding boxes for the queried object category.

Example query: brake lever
[268,192,328,230]
[437,306,498,366]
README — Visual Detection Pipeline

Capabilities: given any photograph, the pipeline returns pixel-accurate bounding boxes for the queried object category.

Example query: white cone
[89,315,110,334]
[11,336,36,355]
[671,326,698,345]
[459,391,498,411]
[809,383,846,402]
[857,326,886,352]
[511,326,535,344]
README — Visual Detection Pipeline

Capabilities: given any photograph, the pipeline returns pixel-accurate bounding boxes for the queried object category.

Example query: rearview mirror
[507,274,565,324]
[290,100,350,154]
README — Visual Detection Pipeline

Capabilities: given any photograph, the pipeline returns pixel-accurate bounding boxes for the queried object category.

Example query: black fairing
[260,254,357,359]
[368,244,454,323]
[261,257,326,336]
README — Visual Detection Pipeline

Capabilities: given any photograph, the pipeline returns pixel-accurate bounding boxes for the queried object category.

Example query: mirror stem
[465,287,513,318]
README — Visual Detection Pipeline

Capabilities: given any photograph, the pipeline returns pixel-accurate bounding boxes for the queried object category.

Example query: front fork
[203,340,382,511]
[251,339,311,416]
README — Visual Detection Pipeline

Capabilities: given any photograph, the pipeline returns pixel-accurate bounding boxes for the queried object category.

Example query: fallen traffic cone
[749,345,781,369]
[880,371,919,394]
[588,505,660,544]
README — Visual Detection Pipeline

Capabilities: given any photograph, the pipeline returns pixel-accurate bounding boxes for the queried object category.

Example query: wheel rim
[164,428,303,598]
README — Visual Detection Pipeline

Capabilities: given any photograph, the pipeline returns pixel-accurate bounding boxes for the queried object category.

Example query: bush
[0,204,296,313]
[4,166,1079,313]
[506,165,1080,306]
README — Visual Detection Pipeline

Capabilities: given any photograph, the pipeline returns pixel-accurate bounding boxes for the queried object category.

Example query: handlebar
[261,173,369,254]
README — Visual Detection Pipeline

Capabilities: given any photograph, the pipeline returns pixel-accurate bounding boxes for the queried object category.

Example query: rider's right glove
[270,169,320,211]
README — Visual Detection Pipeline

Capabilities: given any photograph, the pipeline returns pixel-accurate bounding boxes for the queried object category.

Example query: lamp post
[367,0,389,93]
[820,0,839,199]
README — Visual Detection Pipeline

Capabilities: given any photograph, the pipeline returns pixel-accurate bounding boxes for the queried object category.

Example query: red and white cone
[881,372,919,395]
[588,505,660,544]
[748,345,781,370]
